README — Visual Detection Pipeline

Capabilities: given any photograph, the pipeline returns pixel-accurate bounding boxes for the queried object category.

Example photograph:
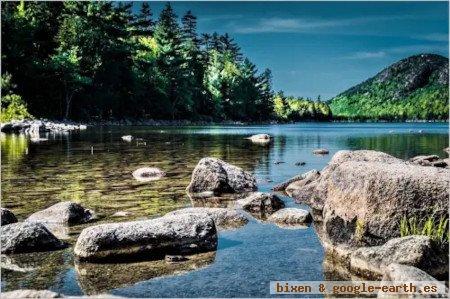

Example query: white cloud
[231,15,418,34]
[342,44,448,60]
[414,33,448,42]
[344,51,387,59]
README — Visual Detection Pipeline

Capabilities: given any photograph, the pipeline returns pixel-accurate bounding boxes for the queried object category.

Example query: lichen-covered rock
[186,157,257,194]
[287,150,448,246]
[236,192,284,214]
[26,201,93,225]
[1,208,18,226]
[1,289,62,298]
[246,134,272,145]
[267,208,312,226]
[132,167,166,182]
[349,236,447,280]
[1,222,66,254]
[165,207,248,230]
[74,214,218,262]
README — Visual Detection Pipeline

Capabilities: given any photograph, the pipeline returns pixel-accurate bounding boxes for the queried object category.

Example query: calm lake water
[1,122,448,297]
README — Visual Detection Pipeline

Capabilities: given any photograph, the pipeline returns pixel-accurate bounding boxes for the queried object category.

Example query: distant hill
[329,54,449,120]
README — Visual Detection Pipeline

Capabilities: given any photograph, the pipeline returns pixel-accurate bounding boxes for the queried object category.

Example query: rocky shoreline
[1,134,448,296]
[0,119,87,134]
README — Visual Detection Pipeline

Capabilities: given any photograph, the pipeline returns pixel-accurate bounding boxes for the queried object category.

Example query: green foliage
[273,92,332,121]
[400,215,449,247]
[1,73,32,122]
[1,1,279,121]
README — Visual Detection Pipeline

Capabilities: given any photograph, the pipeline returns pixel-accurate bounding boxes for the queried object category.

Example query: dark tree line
[1,1,277,122]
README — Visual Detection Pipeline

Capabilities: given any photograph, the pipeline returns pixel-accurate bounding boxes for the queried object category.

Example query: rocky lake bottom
[1,123,448,297]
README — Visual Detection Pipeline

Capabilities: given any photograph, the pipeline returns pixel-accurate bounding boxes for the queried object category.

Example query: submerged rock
[349,236,447,280]
[313,148,329,155]
[1,222,66,254]
[186,157,257,194]
[132,167,166,182]
[267,208,312,227]
[26,201,93,225]
[165,207,248,230]
[246,134,272,145]
[74,214,218,262]
[1,289,62,298]
[75,251,215,295]
[236,192,284,215]
[1,208,18,226]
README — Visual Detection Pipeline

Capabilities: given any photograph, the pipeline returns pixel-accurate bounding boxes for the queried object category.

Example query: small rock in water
[112,211,133,217]
[1,208,18,226]
[268,208,312,227]
[389,130,394,133]
[132,167,166,182]
[274,161,284,165]
[246,134,272,145]
[236,192,285,214]
[121,135,133,142]
[418,129,423,133]
[165,255,189,263]
[313,148,329,155]
[295,161,306,166]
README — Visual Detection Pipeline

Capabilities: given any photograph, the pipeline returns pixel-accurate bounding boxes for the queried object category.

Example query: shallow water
[1,122,448,297]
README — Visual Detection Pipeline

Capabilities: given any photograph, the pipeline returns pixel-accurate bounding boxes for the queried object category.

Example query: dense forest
[330,54,449,121]
[1,1,331,123]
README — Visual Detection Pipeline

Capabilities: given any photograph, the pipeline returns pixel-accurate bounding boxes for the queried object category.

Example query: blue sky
[139,1,448,99]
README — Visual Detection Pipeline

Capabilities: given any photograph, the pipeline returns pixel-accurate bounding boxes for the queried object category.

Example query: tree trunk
[64,92,74,120]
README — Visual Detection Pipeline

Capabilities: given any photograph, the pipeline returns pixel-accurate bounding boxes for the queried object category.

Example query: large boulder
[165,207,248,230]
[26,201,93,225]
[74,214,218,262]
[267,208,312,227]
[236,192,284,215]
[349,236,447,280]
[287,150,448,246]
[1,222,66,254]
[186,157,257,194]
[1,208,18,226]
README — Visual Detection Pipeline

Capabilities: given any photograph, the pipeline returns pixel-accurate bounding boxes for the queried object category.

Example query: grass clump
[400,215,449,246]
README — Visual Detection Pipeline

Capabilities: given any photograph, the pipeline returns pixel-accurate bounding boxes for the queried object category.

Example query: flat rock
[74,214,218,262]
[26,201,93,225]
[349,236,447,280]
[186,157,257,194]
[1,208,18,226]
[1,289,62,298]
[165,207,248,230]
[236,192,284,215]
[1,222,66,254]
[267,208,312,227]
[132,167,166,182]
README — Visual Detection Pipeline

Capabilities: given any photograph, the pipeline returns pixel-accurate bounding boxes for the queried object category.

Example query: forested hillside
[1,1,279,122]
[329,54,449,120]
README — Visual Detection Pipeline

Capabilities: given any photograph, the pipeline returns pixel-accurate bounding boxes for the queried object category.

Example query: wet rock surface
[165,207,248,230]
[1,208,18,226]
[1,222,66,254]
[186,157,257,194]
[26,201,93,226]
[74,214,218,262]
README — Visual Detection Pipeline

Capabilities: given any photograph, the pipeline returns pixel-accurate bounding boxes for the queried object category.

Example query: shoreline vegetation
[2,2,448,125]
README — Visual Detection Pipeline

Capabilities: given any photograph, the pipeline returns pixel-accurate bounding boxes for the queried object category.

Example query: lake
[1,122,448,297]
